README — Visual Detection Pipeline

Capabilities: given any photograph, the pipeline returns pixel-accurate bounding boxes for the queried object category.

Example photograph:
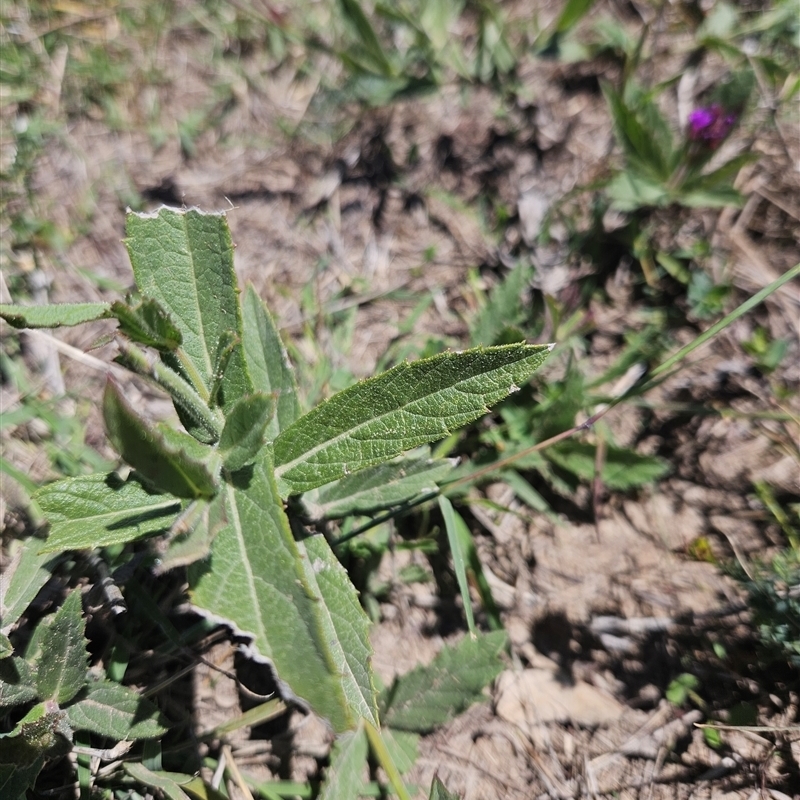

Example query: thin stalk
[364,721,412,800]
[116,339,222,441]
[643,262,800,388]
[201,699,287,740]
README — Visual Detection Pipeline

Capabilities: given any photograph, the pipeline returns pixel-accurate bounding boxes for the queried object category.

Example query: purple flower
[687,104,737,148]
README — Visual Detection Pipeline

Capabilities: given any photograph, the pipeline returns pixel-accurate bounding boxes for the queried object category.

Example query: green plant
[602,72,756,213]
[0,591,169,798]
[0,207,552,799]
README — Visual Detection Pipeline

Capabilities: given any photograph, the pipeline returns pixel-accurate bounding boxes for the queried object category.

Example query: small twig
[222,744,255,800]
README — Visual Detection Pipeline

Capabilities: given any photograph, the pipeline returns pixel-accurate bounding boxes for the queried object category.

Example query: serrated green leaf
[274,344,552,496]
[36,473,182,553]
[189,452,377,732]
[0,302,111,329]
[470,261,533,347]
[65,680,169,739]
[429,776,460,800]
[0,537,61,630]
[35,591,87,705]
[318,724,369,800]
[381,630,507,732]
[125,208,252,411]
[298,533,378,726]
[240,285,300,439]
[111,297,182,351]
[218,393,275,472]
[124,763,192,800]
[546,441,670,489]
[104,378,219,498]
[304,453,454,519]
[0,657,38,706]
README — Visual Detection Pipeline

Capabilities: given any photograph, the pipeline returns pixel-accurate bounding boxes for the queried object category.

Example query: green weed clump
[0,207,551,800]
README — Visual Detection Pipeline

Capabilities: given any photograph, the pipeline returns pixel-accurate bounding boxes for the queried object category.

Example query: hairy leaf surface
[273,344,552,495]
[218,393,275,472]
[125,208,252,409]
[65,681,169,739]
[0,538,61,630]
[189,452,377,732]
[240,285,300,439]
[37,474,181,552]
[111,297,182,351]
[35,591,87,705]
[318,724,369,800]
[104,378,219,498]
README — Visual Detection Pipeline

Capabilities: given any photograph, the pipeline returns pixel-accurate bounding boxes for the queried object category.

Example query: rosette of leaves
[1,207,552,798]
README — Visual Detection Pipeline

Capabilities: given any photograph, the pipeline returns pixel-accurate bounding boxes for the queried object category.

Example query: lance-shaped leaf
[36,474,182,552]
[123,764,192,800]
[273,343,553,496]
[125,208,252,410]
[218,393,275,472]
[240,284,300,439]
[65,680,169,739]
[297,533,378,725]
[111,297,182,351]
[381,630,507,732]
[438,496,476,636]
[318,723,369,800]
[104,378,219,499]
[189,452,378,732]
[0,302,111,329]
[35,590,87,705]
[304,451,455,519]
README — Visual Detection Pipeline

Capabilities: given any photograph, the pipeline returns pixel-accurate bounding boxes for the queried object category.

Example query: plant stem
[364,721,412,800]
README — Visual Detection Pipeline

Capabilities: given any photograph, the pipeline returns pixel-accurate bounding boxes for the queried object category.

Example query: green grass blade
[438,495,476,636]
